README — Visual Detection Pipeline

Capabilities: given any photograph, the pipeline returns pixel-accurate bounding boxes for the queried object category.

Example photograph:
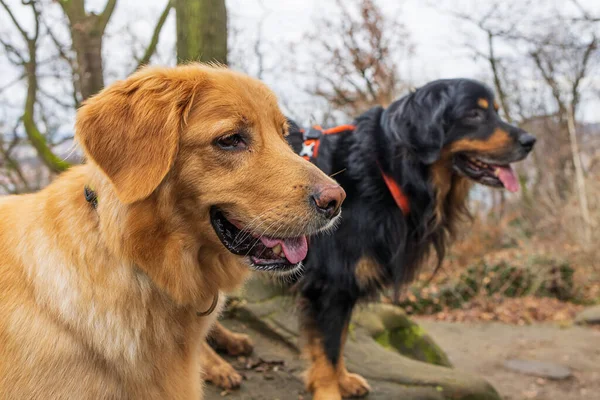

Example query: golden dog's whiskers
[243,219,281,258]
[231,211,271,246]
[329,168,346,178]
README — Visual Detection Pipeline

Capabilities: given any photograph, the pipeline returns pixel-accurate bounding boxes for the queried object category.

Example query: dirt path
[204,319,308,400]
[204,318,600,400]
[417,320,600,400]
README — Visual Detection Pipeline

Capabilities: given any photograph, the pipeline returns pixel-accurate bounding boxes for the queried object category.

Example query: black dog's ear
[285,117,304,154]
[381,91,449,165]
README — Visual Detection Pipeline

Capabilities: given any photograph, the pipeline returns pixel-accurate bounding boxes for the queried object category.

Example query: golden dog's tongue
[495,166,519,192]
[259,236,308,264]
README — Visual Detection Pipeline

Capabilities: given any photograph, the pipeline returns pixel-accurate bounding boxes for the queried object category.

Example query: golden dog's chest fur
[0,167,227,399]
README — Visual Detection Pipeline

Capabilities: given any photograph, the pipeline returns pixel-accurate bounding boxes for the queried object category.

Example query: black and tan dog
[290,79,535,399]
[209,79,536,398]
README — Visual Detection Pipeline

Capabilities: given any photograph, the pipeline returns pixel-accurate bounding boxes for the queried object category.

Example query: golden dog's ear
[75,70,196,204]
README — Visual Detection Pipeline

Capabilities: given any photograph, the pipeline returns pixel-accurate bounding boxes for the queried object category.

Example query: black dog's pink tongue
[259,236,308,264]
[495,165,519,193]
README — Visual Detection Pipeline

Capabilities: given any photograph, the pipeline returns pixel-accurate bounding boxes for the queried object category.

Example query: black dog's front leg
[301,286,369,399]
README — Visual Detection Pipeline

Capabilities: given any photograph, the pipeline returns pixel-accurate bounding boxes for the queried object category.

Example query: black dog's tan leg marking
[305,322,370,399]
[338,360,371,398]
[337,324,371,398]
[305,329,343,400]
[208,321,253,356]
[200,341,243,390]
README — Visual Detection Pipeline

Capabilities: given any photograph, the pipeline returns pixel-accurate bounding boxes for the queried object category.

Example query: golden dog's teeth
[272,244,282,255]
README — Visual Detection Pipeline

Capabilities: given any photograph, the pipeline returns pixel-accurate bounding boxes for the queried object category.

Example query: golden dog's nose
[311,184,346,218]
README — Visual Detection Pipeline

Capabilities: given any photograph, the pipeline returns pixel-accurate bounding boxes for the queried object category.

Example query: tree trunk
[70,22,106,100]
[60,0,117,102]
[567,107,592,245]
[175,0,228,65]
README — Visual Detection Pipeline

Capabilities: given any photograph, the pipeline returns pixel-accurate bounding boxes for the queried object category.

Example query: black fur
[286,79,536,368]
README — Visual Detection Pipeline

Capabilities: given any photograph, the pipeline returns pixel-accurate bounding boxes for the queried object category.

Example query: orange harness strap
[378,166,410,215]
[300,124,410,216]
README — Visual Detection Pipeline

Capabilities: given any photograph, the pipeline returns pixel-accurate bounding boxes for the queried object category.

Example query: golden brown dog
[0,64,344,399]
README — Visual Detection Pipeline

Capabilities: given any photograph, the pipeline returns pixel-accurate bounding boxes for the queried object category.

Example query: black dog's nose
[518,133,536,151]
[311,184,346,219]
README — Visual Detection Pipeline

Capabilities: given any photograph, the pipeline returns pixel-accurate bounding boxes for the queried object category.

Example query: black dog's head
[381,79,535,192]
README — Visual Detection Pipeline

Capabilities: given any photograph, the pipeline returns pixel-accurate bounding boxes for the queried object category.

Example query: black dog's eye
[216,133,247,150]
[464,109,484,121]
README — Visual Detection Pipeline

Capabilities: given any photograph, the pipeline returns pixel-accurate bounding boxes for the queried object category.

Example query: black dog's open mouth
[453,154,519,192]
[210,207,308,272]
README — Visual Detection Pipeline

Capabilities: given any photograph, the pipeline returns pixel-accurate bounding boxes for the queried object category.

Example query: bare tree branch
[571,37,597,113]
[0,35,26,65]
[134,0,172,71]
[0,0,30,41]
[0,140,31,192]
[570,0,600,22]
[96,0,118,34]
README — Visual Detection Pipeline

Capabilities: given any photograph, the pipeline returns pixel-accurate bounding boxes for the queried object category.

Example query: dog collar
[300,124,410,215]
[197,293,219,317]
[84,185,98,209]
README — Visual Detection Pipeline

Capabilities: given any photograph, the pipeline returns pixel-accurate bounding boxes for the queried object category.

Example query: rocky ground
[205,318,600,400]
[417,320,600,400]
[204,278,600,400]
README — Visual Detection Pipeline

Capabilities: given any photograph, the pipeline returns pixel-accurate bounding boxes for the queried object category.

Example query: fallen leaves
[416,295,584,325]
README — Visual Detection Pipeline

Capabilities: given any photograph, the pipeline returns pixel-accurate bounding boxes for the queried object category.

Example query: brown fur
[447,128,512,154]
[199,341,244,390]
[305,328,344,400]
[202,322,253,389]
[305,321,370,399]
[0,64,340,400]
[430,160,472,231]
[209,321,254,357]
[354,257,383,288]
[477,98,489,109]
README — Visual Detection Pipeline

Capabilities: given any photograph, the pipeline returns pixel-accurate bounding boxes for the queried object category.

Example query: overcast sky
[1,0,599,126]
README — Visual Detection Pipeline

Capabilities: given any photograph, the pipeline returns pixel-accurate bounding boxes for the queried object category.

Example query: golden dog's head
[75,64,344,302]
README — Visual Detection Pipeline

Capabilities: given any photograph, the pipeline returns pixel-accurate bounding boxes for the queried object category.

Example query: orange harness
[299,124,410,216]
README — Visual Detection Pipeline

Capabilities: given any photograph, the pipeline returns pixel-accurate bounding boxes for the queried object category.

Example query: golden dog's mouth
[210,207,308,272]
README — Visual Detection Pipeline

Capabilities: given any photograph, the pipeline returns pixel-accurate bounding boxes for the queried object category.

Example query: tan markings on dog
[430,160,472,230]
[355,257,383,288]
[0,64,341,399]
[304,328,343,400]
[199,341,243,390]
[304,319,368,400]
[477,98,489,109]
[493,100,500,111]
[338,356,371,398]
[336,323,370,398]
[446,127,512,154]
[209,321,254,356]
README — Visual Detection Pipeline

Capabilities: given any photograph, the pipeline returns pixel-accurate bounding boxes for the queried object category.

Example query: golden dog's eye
[216,133,247,150]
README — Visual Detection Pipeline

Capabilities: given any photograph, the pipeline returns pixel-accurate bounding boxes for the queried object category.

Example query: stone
[352,303,452,367]
[223,278,502,400]
[503,359,572,380]
[574,305,600,325]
